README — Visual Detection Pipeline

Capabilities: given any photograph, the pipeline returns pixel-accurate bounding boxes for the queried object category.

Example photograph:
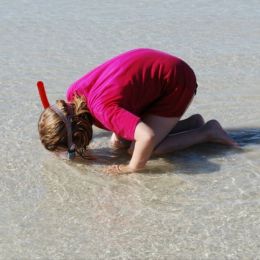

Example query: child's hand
[104,164,142,175]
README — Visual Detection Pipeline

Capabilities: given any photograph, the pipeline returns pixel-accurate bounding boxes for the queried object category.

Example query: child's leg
[127,114,205,153]
[141,114,180,147]
[126,114,181,155]
[170,114,205,134]
[110,114,203,150]
[154,119,238,155]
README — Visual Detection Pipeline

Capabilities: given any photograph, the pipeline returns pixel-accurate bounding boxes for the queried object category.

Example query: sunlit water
[1,0,260,259]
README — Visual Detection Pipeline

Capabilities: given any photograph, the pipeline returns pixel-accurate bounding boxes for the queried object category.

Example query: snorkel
[37,81,76,160]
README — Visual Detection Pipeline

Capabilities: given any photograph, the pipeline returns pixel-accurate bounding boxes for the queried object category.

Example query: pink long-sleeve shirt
[66,48,196,140]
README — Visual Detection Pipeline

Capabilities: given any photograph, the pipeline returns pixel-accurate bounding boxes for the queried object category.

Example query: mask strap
[50,104,76,160]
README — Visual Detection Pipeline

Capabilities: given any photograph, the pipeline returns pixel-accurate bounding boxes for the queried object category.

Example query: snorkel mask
[37,81,76,160]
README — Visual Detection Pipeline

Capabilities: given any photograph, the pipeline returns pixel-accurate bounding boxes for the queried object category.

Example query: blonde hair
[38,95,93,159]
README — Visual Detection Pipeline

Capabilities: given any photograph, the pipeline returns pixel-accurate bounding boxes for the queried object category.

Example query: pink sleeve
[94,105,141,141]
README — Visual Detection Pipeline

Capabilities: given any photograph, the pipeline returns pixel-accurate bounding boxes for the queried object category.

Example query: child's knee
[191,114,205,127]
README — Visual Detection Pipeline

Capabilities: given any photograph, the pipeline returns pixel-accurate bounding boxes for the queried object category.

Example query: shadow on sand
[227,127,260,147]
[163,127,260,175]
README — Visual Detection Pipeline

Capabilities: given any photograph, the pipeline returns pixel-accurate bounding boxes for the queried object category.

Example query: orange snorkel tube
[37,81,50,109]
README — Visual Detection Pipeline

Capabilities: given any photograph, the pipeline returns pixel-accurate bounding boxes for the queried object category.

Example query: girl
[38,48,237,174]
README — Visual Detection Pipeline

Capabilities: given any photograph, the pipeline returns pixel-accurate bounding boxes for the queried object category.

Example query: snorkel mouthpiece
[37,81,76,160]
[68,144,76,160]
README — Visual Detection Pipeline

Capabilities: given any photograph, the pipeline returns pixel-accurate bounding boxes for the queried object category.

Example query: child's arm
[96,105,155,174]
[105,122,155,175]
[128,122,155,170]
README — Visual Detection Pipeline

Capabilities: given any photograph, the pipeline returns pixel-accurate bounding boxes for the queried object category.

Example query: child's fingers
[104,164,132,175]
[104,164,121,175]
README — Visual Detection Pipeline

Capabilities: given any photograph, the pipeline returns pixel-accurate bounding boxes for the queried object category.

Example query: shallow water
[1,0,260,259]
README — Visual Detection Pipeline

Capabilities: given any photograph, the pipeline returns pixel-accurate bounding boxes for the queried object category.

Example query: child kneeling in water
[38,48,237,174]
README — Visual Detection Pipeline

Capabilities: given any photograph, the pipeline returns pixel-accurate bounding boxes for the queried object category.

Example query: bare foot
[204,120,239,147]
